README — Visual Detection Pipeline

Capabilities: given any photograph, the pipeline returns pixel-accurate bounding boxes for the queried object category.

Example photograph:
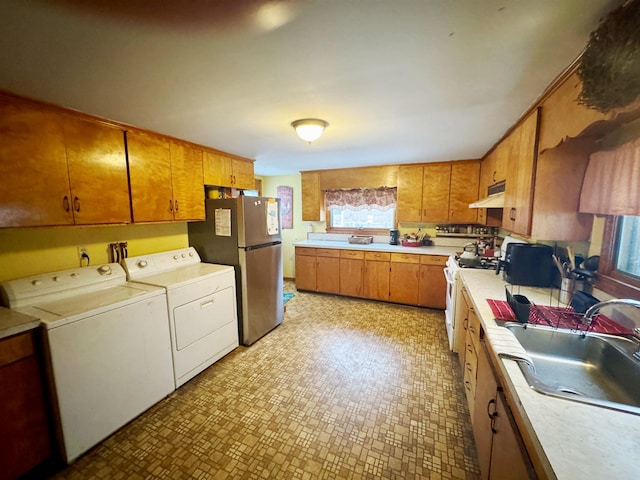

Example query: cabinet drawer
[420,255,447,266]
[365,251,391,261]
[391,253,419,264]
[316,248,340,258]
[295,247,317,257]
[467,310,481,354]
[0,331,35,367]
[340,249,364,259]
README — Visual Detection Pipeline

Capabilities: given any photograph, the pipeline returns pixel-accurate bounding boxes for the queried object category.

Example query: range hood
[469,181,505,209]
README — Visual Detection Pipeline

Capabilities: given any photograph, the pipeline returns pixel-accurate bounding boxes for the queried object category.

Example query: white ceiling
[0,0,623,176]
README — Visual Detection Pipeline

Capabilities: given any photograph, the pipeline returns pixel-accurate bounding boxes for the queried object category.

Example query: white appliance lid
[126,263,234,289]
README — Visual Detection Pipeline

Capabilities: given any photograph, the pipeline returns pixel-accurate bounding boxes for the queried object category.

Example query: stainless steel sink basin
[503,322,640,415]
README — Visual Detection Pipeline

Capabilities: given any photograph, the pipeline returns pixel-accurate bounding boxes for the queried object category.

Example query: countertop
[294,239,459,257]
[0,306,40,340]
[459,269,640,479]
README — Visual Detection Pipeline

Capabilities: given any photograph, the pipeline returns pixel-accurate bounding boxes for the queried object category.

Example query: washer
[0,263,174,464]
[123,247,239,388]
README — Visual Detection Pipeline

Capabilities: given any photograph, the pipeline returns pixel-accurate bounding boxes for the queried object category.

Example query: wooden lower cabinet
[363,252,391,301]
[317,249,340,294]
[389,253,420,305]
[418,255,447,308]
[470,339,536,480]
[339,250,364,297]
[0,331,53,480]
[295,247,447,308]
[295,247,317,291]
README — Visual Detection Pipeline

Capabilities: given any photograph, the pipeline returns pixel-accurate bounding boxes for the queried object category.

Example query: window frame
[325,208,396,235]
[597,215,640,299]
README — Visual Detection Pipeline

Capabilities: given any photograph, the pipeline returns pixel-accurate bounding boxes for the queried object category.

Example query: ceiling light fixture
[291,118,329,143]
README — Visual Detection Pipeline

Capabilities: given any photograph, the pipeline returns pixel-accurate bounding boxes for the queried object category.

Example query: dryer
[123,247,239,388]
[0,263,174,463]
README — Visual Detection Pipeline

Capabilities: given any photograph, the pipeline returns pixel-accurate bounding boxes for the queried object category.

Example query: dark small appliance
[497,243,553,287]
[389,229,400,245]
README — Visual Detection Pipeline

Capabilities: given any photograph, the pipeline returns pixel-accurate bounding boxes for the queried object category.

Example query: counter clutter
[460,268,640,479]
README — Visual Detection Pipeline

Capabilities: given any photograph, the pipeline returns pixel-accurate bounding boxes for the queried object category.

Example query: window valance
[324,187,397,211]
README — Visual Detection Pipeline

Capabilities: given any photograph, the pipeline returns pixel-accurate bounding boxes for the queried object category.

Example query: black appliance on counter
[497,243,553,287]
[389,229,400,245]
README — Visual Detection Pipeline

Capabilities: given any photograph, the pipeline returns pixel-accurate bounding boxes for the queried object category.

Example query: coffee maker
[389,229,400,245]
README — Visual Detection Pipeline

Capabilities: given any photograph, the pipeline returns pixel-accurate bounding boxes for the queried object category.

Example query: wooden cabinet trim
[317,248,340,258]
[340,249,364,259]
[295,247,317,256]
[390,253,420,264]
[365,251,391,261]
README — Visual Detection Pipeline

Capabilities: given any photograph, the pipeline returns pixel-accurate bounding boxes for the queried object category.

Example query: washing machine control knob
[138,260,148,268]
[173,255,179,260]
[98,265,112,275]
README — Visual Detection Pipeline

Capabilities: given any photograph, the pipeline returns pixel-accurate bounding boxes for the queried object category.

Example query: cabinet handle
[169,200,174,212]
[492,170,497,182]
[62,195,70,212]
[175,200,179,212]
[487,398,497,433]
[73,196,80,212]
[466,344,472,353]
[464,381,472,391]
[463,318,468,330]
[510,207,516,221]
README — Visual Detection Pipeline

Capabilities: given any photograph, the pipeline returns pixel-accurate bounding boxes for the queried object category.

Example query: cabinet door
[62,115,131,225]
[301,171,324,221]
[364,252,391,301]
[397,165,424,222]
[489,391,535,480]
[231,158,255,190]
[0,332,52,479]
[0,94,73,227]
[295,253,317,291]
[421,163,451,223]
[472,342,499,480]
[127,132,174,222]
[449,161,480,224]
[503,110,538,235]
[454,287,470,363]
[203,151,233,187]
[317,256,341,294]
[339,250,364,297]
[418,261,447,308]
[389,254,420,305]
[170,142,205,221]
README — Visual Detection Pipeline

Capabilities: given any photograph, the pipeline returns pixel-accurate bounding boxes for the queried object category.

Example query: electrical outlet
[78,246,89,265]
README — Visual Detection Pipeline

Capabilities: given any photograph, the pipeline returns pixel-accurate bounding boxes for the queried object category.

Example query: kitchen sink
[503,322,640,415]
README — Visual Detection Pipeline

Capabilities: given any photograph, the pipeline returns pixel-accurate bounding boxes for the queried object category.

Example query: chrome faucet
[583,298,640,325]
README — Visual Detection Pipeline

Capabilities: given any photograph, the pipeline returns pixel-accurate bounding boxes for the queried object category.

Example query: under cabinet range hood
[469,181,505,209]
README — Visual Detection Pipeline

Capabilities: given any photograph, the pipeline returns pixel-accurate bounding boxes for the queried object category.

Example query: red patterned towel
[486,299,632,336]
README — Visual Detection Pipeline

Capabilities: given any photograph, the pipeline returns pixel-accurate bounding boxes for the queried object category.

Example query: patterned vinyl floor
[50,282,480,479]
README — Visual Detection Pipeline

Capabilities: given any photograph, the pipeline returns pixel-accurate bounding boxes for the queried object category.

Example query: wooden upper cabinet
[62,114,131,225]
[397,164,425,222]
[538,72,608,153]
[0,94,73,227]
[232,158,254,190]
[127,132,174,222]
[503,109,538,235]
[203,151,254,190]
[421,163,451,223]
[128,132,205,223]
[169,142,205,221]
[0,93,130,227]
[449,161,480,223]
[301,171,324,221]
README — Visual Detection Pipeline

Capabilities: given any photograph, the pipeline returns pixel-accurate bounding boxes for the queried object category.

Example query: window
[599,215,640,298]
[324,187,396,231]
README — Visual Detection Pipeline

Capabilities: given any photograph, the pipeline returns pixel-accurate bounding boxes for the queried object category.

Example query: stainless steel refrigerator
[188,196,284,346]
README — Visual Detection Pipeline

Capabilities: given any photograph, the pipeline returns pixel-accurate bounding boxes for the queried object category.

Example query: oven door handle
[443,267,454,284]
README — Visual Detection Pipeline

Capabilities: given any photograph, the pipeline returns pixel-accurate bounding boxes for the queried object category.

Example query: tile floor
[50,283,480,479]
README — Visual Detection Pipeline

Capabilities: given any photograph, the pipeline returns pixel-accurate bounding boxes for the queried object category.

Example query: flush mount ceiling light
[291,118,329,143]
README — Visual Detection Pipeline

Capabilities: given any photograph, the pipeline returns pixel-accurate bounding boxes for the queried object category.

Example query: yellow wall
[258,174,308,278]
[0,223,188,282]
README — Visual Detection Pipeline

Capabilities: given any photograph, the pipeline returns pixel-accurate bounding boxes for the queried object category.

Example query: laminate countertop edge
[459,269,640,480]
[0,306,41,340]
[294,240,459,257]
